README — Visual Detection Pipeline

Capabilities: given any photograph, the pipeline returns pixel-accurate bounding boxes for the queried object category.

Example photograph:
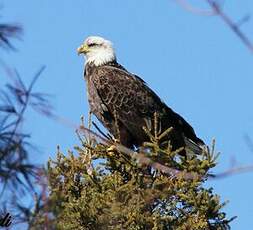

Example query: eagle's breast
[85,64,105,116]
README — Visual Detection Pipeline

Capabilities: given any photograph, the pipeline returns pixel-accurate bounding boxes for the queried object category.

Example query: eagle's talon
[107,145,117,152]
[107,145,117,156]
[106,137,120,155]
[112,138,120,143]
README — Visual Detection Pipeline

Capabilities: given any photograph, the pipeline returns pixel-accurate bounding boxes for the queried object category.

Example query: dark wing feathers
[87,63,203,150]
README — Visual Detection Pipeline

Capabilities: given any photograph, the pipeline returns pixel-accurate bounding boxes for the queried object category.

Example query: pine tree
[33,116,235,230]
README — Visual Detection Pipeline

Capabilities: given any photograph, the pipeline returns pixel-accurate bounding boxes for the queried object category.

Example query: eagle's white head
[77,36,116,66]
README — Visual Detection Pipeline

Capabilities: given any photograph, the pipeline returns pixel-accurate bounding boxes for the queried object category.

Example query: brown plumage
[78,36,205,153]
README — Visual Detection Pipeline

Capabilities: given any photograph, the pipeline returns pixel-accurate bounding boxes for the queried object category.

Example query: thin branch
[206,0,253,53]
[0,23,22,50]
[174,0,253,53]
[7,66,46,146]
[210,164,253,179]
[0,65,51,199]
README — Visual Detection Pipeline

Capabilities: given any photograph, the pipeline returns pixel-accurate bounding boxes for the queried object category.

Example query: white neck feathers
[86,48,116,66]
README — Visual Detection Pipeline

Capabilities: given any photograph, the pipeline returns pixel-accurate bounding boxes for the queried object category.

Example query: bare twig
[0,23,22,50]
[7,66,46,146]
[0,64,52,200]
[206,0,253,53]
[174,0,253,53]
[210,164,253,179]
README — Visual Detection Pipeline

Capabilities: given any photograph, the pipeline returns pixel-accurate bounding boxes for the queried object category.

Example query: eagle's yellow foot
[107,145,117,152]
[106,139,120,156]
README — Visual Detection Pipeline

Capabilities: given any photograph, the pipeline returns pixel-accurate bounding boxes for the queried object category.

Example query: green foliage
[34,122,235,229]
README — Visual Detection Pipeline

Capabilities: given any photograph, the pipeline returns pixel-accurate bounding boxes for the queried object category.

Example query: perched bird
[77,36,205,154]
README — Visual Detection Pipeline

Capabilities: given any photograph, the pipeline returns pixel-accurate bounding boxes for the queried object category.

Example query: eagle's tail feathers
[184,137,206,155]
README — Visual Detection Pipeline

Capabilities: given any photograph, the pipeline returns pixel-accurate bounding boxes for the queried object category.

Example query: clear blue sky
[2,0,253,229]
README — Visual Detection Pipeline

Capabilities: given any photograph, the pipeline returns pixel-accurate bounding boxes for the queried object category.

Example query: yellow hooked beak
[77,44,89,55]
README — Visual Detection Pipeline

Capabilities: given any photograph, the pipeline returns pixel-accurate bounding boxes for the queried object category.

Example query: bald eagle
[78,36,205,154]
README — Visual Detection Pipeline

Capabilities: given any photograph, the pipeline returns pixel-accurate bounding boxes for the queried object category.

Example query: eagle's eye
[88,43,98,47]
